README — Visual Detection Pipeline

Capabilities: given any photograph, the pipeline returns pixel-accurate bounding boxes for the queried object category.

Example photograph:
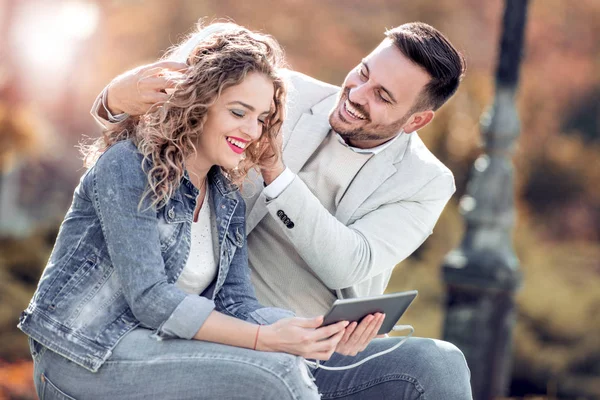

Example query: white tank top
[175,189,217,295]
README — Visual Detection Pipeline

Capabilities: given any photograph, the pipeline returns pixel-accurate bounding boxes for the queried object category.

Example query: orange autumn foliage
[0,360,36,400]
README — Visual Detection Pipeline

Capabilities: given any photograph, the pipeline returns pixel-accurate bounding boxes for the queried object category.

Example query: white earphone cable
[304,324,414,371]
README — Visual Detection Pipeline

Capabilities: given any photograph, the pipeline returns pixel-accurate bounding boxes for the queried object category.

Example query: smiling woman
[90,23,287,209]
[17,22,347,400]
[195,73,275,172]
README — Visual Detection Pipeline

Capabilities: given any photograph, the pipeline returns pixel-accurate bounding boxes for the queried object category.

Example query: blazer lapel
[283,114,331,173]
[335,133,412,224]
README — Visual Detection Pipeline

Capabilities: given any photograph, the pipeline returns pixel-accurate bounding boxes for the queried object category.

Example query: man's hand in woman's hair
[257,316,348,361]
[259,127,285,185]
[106,60,188,116]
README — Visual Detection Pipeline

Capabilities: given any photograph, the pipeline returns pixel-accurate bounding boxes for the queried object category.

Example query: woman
[18,22,348,400]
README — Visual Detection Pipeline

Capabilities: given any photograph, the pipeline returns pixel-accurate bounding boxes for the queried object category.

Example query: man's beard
[329,88,409,143]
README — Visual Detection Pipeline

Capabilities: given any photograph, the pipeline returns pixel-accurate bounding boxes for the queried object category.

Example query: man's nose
[349,83,369,105]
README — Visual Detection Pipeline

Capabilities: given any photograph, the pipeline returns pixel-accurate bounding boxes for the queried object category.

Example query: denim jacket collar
[181,166,238,198]
[208,166,239,196]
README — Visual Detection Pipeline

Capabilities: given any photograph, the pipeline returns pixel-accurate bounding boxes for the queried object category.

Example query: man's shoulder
[282,69,339,92]
[281,69,339,113]
[405,133,453,177]
[390,133,455,197]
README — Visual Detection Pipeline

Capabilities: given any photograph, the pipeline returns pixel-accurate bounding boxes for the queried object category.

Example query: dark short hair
[385,22,466,111]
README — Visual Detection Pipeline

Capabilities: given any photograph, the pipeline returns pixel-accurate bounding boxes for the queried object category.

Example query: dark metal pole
[441,1,529,399]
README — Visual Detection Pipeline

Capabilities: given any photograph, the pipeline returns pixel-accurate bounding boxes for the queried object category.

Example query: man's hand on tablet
[334,313,385,357]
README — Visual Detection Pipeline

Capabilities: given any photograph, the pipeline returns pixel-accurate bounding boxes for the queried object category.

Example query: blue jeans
[31,331,471,399]
[312,337,472,400]
[29,328,320,400]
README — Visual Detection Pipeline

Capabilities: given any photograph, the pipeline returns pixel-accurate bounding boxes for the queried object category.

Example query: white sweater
[176,190,217,295]
[250,131,372,317]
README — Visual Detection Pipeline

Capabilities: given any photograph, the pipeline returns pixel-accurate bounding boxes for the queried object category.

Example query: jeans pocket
[28,337,47,364]
[40,373,77,400]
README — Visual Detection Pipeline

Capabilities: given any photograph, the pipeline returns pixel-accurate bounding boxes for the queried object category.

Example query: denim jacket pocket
[226,224,244,248]
[47,255,97,312]
[40,373,77,400]
[158,203,187,251]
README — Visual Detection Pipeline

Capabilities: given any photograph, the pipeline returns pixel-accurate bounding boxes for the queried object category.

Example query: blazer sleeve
[90,86,129,130]
[263,171,455,289]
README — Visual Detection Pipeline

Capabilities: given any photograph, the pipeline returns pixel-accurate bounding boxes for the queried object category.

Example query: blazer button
[286,221,295,229]
[168,207,175,219]
[277,210,284,218]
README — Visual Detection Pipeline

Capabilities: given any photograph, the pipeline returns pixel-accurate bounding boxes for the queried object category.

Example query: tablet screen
[322,290,417,335]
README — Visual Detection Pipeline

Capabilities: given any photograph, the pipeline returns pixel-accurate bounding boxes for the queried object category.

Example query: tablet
[322,290,418,335]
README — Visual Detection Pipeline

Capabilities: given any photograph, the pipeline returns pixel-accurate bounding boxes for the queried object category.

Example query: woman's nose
[242,119,262,141]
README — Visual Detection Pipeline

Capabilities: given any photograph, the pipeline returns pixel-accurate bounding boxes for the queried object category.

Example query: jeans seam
[319,373,425,399]
[104,355,307,399]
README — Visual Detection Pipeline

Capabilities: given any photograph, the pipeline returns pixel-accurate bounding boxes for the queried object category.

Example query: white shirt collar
[334,131,403,155]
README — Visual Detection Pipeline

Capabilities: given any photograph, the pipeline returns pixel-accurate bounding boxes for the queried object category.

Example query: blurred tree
[1,0,600,397]
[563,87,600,143]
[0,0,40,236]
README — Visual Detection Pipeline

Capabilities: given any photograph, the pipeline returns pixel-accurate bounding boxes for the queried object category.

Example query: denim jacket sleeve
[91,142,215,339]
[214,198,295,326]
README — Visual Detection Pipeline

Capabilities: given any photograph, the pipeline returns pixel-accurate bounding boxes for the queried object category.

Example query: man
[93,22,472,399]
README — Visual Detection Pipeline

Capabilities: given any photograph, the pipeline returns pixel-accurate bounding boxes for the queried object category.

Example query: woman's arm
[195,311,348,360]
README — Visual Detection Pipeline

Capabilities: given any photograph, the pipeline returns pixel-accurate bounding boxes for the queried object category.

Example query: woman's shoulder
[96,139,141,164]
[92,139,147,185]
[93,140,143,169]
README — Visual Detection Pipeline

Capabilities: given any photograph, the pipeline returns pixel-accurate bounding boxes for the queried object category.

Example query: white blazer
[243,70,456,299]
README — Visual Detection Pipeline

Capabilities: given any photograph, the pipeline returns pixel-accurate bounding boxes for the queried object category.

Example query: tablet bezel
[321,290,418,335]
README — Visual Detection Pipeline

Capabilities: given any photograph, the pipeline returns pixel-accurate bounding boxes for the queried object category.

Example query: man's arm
[90,60,187,129]
[264,172,455,289]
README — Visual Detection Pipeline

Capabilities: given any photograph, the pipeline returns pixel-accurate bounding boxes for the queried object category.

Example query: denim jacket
[18,140,292,373]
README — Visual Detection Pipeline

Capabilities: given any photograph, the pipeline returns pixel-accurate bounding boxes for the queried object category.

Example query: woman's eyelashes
[230,109,267,125]
[230,109,245,118]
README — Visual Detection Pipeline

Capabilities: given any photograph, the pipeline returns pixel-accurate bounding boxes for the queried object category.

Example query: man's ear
[403,110,435,134]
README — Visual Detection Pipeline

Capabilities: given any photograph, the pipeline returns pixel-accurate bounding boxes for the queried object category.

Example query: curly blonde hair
[82,22,286,208]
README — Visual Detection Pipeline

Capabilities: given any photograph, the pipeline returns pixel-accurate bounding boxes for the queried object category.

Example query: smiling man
[93,22,472,399]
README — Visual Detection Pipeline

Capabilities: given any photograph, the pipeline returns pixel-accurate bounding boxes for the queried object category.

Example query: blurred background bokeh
[0,0,599,398]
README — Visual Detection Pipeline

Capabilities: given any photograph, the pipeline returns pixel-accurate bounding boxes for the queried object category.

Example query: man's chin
[329,112,360,137]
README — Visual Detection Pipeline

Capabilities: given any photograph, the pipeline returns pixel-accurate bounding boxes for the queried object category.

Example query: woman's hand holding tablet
[321,290,418,335]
